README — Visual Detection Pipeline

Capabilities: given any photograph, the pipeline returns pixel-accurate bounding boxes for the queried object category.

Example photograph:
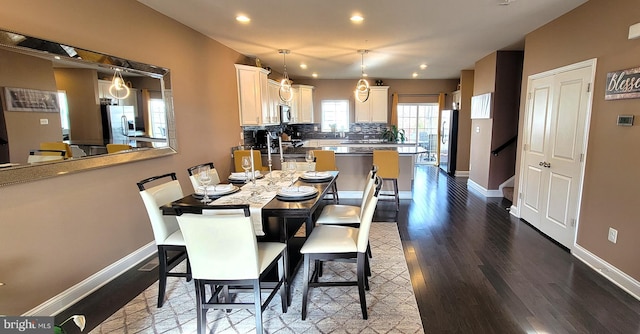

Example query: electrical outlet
[40,118,48,125]
[608,227,618,244]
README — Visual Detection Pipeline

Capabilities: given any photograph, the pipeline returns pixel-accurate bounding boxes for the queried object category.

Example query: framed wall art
[3,87,60,112]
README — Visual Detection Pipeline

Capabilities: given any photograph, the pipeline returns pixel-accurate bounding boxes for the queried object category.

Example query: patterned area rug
[90,223,424,333]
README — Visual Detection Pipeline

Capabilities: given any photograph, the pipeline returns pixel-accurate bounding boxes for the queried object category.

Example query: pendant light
[278,49,293,102]
[355,49,370,103]
[109,68,130,100]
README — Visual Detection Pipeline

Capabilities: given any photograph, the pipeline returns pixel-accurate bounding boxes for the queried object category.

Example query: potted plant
[382,125,406,143]
[55,315,86,334]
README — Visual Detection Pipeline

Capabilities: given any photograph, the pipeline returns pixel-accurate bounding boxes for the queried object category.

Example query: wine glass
[305,150,315,173]
[198,166,212,203]
[286,160,297,186]
[241,156,252,183]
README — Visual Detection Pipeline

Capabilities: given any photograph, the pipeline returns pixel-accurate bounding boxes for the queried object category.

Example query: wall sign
[605,67,640,100]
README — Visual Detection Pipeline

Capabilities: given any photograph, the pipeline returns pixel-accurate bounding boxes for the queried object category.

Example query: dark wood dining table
[161,171,339,303]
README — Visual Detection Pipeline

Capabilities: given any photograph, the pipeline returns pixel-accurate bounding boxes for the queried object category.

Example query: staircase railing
[491,136,517,156]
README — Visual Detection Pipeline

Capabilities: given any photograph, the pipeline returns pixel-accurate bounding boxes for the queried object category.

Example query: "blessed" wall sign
[605,66,640,100]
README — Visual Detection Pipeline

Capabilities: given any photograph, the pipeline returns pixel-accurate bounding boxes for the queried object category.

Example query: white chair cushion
[300,225,358,254]
[316,205,361,225]
[257,242,286,274]
[162,229,185,246]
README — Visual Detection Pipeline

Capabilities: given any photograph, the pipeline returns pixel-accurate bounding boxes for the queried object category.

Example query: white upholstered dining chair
[176,205,287,334]
[187,162,221,192]
[300,176,382,320]
[137,172,192,308]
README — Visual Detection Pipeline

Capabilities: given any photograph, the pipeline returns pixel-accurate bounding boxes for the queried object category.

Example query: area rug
[89,223,424,333]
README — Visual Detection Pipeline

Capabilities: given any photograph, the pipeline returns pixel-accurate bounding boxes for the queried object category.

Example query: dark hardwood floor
[56,165,640,334]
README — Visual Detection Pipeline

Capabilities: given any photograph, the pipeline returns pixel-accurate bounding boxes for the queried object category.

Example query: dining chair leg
[302,255,311,320]
[157,247,168,308]
[357,252,368,319]
[393,178,399,211]
[278,257,288,313]
[195,280,207,334]
[332,183,339,204]
[253,280,264,334]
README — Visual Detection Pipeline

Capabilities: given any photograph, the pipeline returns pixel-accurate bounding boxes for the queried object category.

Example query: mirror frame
[0,29,177,187]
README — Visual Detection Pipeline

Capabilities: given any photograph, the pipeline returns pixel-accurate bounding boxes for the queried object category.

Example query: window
[321,100,349,132]
[57,91,70,140]
[397,103,439,164]
[148,99,166,138]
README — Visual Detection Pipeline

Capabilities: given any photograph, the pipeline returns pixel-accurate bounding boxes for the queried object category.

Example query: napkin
[230,171,261,179]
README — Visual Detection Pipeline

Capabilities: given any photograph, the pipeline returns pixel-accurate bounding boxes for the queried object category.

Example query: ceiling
[138,0,587,80]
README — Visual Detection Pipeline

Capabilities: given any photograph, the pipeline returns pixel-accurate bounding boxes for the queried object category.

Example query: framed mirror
[0,29,177,186]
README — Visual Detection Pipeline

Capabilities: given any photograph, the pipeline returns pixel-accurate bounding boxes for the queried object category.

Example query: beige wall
[54,68,102,141]
[516,0,640,280]
[295,78,458,124]
[0,49,62,163]
[0,0,243,314]
[469,53,497,188]
[457,70,474,172]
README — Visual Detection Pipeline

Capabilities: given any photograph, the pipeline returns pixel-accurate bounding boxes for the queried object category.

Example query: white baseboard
[572,244,640,301]
[24,242,156,316]
[454,170,469,177]
[509,204,520,217]
[467,179,503,197]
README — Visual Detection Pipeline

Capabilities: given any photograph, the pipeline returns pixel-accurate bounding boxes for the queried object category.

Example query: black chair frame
[137,172,192,308]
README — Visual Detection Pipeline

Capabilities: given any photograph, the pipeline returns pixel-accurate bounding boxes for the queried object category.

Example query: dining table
[161,169,339,303]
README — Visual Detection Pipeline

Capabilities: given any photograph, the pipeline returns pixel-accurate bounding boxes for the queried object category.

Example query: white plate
[277,186,318,197]
[228,171,262,180]
[302,171,331,179]
[196,184,237,196]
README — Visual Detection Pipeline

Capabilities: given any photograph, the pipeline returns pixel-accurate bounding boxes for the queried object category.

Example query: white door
[519,62,594,249]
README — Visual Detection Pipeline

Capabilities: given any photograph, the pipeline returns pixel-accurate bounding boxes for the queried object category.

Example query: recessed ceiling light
[350,15,364,23]
[312,73,318,78]
[300,64,308,69]
[54,56,61,60]
[420,64,428,70]
[412,72,419,78]
[236,15,250,23]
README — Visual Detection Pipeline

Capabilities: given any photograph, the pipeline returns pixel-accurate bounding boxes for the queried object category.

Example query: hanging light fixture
[278,49,293,102]
[109,68,130,100]
[355,49,370,103]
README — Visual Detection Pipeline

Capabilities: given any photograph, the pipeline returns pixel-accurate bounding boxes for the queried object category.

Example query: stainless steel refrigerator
[439,109,459,176]
[101,105,136,144]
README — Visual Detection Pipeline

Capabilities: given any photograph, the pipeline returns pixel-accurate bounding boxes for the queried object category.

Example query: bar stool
[233,150,269,172]
[313,150,339,203]
[373,150,400,211]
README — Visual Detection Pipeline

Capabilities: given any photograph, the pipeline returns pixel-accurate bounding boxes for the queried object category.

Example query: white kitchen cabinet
[290,84,314,123]
[234,64,271,126]
[452,89,461,109]
[354,86,389,123]
[266,79,281,125]
[98,79,138,108]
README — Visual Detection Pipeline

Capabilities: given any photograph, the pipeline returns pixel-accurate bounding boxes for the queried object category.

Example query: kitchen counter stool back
[137,172,192,307]
[233,149,269,173]
[373,150,400,211]
[313,149,339,203]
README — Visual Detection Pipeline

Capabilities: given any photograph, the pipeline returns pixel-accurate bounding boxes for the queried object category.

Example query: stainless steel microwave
[280,104,291,124]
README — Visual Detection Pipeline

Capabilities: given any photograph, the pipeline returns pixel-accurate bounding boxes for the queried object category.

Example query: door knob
[539,162,544,166]
[543,162,551,168]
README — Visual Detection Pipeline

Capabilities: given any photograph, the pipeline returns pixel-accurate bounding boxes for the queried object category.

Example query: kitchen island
[263,144,426,198]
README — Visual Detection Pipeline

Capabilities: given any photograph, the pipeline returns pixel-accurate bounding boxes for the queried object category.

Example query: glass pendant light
[109,68,130,100]
[355,49,370,103]
[278,49,293,102]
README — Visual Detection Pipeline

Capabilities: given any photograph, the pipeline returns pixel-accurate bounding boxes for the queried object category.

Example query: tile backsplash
[242,122,389,146]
